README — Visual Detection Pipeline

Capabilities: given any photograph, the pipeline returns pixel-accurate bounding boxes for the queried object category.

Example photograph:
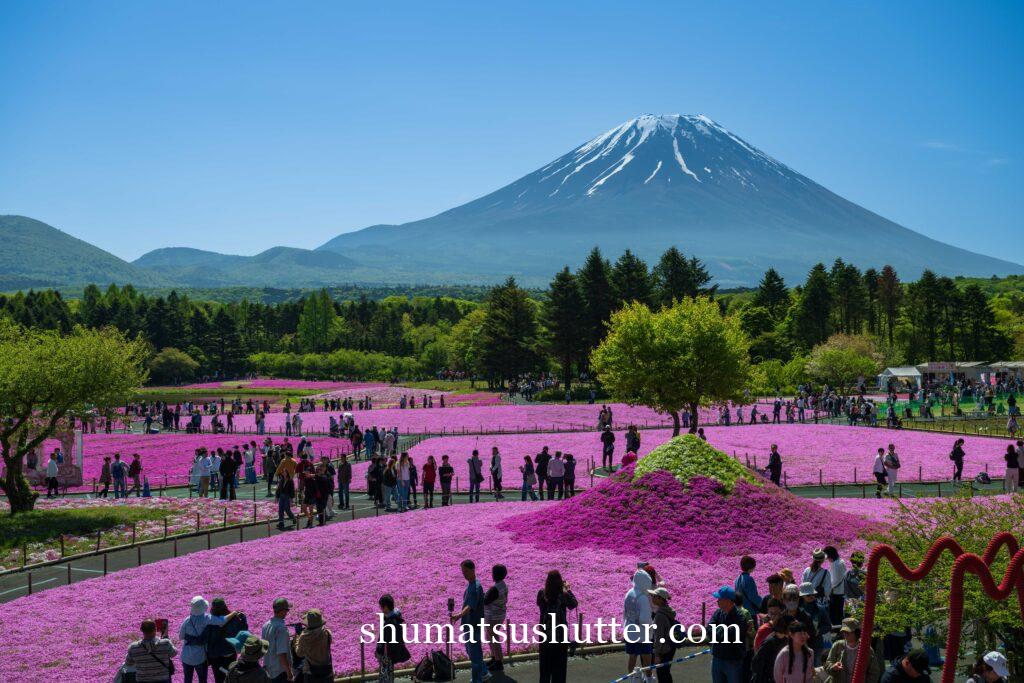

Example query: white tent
[878,366,922,389]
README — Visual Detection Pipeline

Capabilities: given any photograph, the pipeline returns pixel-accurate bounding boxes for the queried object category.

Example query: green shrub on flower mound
[632,434,763,493]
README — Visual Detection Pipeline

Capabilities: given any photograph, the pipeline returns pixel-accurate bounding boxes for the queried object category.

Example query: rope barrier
[608,648,711,683]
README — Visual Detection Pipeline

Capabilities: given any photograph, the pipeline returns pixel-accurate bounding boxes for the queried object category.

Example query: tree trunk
[688,402,699,434]
[670,411,680,437]
[2,449,37,514]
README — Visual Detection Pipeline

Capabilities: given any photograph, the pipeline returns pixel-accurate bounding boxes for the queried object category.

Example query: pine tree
[751,268,789,320]
[296,289,340,353]
[542,267,586,390]
[478,278,542,386]
[611,249,654,309]
[877,266,901,347]
[576,247,615,364]
[793,263,832,348]
[652,247,690,307]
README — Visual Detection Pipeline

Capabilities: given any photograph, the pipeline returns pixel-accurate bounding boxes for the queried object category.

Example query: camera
[447,598,455,613]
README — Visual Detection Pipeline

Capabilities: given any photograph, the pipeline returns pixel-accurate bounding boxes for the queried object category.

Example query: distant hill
[132,245,364,288]
[0,215,167,288]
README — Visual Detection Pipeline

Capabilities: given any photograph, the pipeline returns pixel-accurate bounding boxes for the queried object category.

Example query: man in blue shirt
[734,555,762,614]
[450,559,488,682]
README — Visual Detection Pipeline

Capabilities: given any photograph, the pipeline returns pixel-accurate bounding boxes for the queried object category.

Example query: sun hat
[983,651,1009,677]
[906,648,930,675]
[839,618,860,634]
[302,608,324,629]
[798,582,816,597]
[782,583,800,595]
[812,548,826,561]
[712,585,736,601]
[226,630,254,653]
[190,596,209,616]
[240,635,269,662]
[647,587,671,601]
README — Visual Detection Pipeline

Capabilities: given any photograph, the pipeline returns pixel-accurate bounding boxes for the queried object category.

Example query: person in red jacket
[422,456,437,508]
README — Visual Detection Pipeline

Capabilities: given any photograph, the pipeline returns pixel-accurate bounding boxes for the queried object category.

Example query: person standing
[872,448,887,498]
[950,439,965,483]
[179,596,222,683]
[537,570,577,683]
[535,447,551,499]
[824,546,847,627]
[422,455,437,508]
[220,452,238,501]
[601,426,616,471]
[624,566,655,676]
[1005,444,1020,494]
[564,453,577,497]
[397,453,412,512]
[112,453,129,499]
[483,564,509,672]
[439,455,454,506]
[260,598,294,683]
[709,585,747,683]
[823,618,878,683]
[883,444,901,496]
[45,452,60,498]
[520,455,539,501]
[98,455,112,498]
[467,450,484,503]
[125,619,177,683]
[336,453,351,510]
[490,447,504,500]
[294,609,334,682]
[129,453,143,496]
[450,560,488,683]
[773,621,815,683]
[546,452,566,500]
[734,556,762,616]
[649,587,677,683]
[767,445,783,486]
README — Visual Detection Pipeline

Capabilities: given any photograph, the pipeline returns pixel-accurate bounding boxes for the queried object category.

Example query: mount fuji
[318,114,1022,286]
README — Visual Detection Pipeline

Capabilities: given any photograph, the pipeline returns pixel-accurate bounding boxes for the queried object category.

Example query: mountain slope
[318,114,1023,286]
[0,215,168,289]
[132,245,363,288]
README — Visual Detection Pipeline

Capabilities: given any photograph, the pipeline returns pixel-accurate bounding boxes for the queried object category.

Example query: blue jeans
[338,482,350,508]
[468,479,481,502]
[465,639,487,683]
[277,494,295,525]
[711,657,742,683]
[113,478,127,498]
[521,482,537,501]
[398,482,410,511]
[384,485,396,509]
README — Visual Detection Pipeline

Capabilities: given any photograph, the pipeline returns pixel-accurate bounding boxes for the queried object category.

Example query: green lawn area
[401,379,489,393]
[0,506,168,553]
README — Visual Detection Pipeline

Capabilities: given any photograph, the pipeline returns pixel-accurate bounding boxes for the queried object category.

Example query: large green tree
[610,249,654,309]
[478,278,543,387]
[752,268,789,320]
[591,297,750,435]
[0,322,148,513]
[542,267,587,391]
[792,263,833,349]
[804,333,882,392]
[296,289,342,353]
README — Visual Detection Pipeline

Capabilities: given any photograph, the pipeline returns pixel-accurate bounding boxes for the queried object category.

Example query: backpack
[413,655,434,681]
[430,650,455,681]
[976,472,992,484]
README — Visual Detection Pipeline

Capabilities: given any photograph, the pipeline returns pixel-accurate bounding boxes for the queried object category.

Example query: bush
[633,434,762,493]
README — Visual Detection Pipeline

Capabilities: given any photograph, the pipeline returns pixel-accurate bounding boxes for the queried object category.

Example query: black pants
[46,477,59,497]
[210,654,236,683]
[440,482,451,506]
[953,459,963,481]
[565,478,575,497]
[99,481,110,498]
[874,472,887,496]
[424,482,434,507]
[656,661,673,683]
[220,478,236,500]
[547,477,564,500]
[770,469,781,486]
[538,643,568,683]
[602,446,613,470]
[537,473,547,497]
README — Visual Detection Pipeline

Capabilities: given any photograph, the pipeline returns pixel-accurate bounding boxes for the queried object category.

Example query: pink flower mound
[702,423,1015,485]
[0,501,869,681]
[345,429,674,490]
[500,469,873,562]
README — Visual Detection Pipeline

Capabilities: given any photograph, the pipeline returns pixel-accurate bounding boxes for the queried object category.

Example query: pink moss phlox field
[0,497,277,570]
[0,500,870,681]
[198,402,676,434]
[347,429,675,490]
[813,493,1015,522]
[500,469,874,562]
[702,423,1017,484]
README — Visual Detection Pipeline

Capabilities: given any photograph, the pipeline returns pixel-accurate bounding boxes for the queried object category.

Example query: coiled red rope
[852,532,1024,683]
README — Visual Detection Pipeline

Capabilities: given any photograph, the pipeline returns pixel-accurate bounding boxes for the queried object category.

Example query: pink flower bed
[346,429,675,490]
[702,423,1015,485]
[0,498,871,680]
[199,403,676,434]
[814,493,1014,523]
[311,385,448,407]
[0,497,277,570]
[29,433,353,490]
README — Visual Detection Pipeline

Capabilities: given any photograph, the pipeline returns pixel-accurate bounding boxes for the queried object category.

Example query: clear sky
[1,1,1021,263]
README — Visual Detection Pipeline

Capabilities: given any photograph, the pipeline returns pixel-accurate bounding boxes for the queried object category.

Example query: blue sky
[1,1,1021,264]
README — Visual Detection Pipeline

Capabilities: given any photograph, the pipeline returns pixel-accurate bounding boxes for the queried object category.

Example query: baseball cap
[906,648,930,676]
[983,651,1009,678]
[712,585,736,601]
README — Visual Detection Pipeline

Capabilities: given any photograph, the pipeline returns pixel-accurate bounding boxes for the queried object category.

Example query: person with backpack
[293,609,334,683]
[225,635,271,683]
[179,596,222,683]
[649,587,677,683]
[204,598,249,683]
[950,439,966,483]
[750,615,791,683]
[376,594,410,683]
[125,619,177,683]
[883,444,901,496]
[537,569,578,683]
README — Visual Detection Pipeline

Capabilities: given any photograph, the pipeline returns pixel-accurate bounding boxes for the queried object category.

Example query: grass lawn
[0,506,168,553]
[400,379,490,393]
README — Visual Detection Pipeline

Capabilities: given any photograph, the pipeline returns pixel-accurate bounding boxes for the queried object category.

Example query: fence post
[207,531,212,550]
[28,572,33,595]
[67,563,72,585]
[132,522,137,546]
[95,531,101,553]
[173,538,178,558]
[701,601,707,627]
[938,481,942,497]
[360,641,366,682]
[103,553,108,576]
[919,465,922,482]
[831,482,836,498]
[196,512,201,532]
[164,517,169,539]
[59,535,65,557]
[223,508,228,527]
[853,467,857,484]
[137,545,142,566]
[784,472,788,488]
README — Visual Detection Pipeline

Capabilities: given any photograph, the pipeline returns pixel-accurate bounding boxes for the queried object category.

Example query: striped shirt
[125,637,177,682]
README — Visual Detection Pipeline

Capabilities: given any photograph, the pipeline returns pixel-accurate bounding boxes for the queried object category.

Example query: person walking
[767,445,783,486]
[274,473,296,530]
[45,452,60,498]
[129,453,143,496]
[537,570,577,683]
[98,455,112,498]
[125,619,177,683]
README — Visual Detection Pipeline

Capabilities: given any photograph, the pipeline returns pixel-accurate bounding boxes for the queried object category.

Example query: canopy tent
[878,366,922,389]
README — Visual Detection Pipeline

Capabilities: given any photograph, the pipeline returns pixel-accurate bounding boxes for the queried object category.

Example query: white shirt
[46,460,59,477]
[872,454,885,474]
[198,457,212,477]
[829,558,847,596]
